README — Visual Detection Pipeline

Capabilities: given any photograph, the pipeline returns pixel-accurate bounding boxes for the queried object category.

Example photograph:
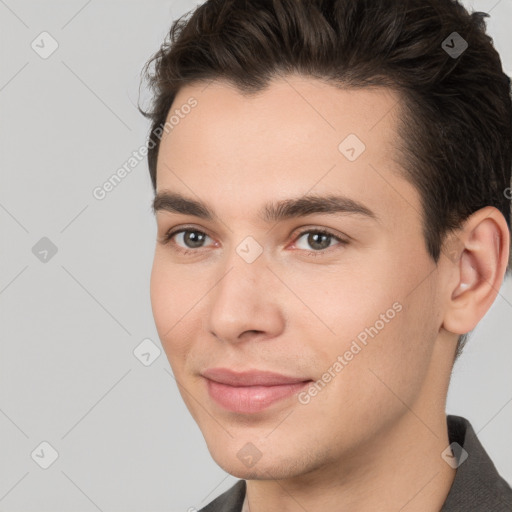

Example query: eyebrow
[152,191,377,223]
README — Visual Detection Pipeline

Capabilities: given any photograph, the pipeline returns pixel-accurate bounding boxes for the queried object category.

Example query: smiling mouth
[201,368,313,413]
[205,379,312,413]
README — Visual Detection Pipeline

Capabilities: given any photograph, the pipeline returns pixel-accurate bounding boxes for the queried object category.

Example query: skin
[150,75,510,511]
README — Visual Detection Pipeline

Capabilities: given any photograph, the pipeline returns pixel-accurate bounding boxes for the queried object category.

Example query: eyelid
[289,226,349,244]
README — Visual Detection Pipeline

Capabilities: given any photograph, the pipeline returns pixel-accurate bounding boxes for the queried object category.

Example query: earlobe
[442,207,510,335]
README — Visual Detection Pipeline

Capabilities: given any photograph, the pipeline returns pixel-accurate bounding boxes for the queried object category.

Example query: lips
[202,368,310,386]
[202,368,312,413]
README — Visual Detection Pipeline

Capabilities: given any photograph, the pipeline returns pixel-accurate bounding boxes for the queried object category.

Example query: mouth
[202,368,313,414]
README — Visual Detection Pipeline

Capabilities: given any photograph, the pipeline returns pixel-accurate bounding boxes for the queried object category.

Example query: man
[141,0,512,510]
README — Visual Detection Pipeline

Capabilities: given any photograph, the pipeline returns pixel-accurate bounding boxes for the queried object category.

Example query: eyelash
[160,226,348,257]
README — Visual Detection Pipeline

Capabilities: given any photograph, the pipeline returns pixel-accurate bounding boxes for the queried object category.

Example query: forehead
[155,76,419,225]
[163,76,402,158]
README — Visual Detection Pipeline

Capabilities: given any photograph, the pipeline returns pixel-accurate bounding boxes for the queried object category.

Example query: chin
[206,441,311,481]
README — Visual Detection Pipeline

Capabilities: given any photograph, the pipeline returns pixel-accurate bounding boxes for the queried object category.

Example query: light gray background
[1,0,511,510]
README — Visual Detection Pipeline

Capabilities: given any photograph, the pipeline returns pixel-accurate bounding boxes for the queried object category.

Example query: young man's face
[150,76,454,479]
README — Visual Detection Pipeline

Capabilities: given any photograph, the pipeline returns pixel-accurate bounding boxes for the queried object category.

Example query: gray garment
[199,415,512,511]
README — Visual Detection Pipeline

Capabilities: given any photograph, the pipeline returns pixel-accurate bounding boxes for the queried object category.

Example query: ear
[441,206,510,335]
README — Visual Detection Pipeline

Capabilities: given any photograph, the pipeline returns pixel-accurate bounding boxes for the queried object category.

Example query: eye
[160,228,213,254]
[293,229,348,254]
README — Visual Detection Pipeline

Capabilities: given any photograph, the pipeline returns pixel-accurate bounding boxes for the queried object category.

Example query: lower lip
[206,379,311,414]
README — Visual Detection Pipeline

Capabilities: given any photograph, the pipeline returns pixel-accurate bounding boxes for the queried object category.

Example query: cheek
[300,305,433,447]
[287,258,435,400]
[281,261,398,344]
[149,255,201,364]
[335,283,436,414]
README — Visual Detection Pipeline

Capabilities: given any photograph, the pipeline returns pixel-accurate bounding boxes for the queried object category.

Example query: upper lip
[202,368,311,386]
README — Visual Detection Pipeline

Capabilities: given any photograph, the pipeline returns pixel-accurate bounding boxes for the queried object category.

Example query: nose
[204,253,285,345]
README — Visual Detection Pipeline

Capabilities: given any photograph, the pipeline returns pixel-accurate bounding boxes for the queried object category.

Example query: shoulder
[441,415,512,511]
